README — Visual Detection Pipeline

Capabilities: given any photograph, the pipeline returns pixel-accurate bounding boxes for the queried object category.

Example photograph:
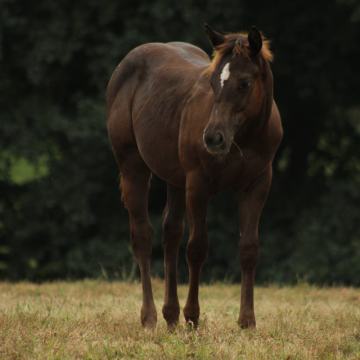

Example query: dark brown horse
[106,25,283,329]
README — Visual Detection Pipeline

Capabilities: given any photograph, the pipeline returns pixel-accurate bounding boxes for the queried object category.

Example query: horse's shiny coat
[106,25,282,329]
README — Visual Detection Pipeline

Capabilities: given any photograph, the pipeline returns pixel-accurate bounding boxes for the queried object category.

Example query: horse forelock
[204,32,273,77]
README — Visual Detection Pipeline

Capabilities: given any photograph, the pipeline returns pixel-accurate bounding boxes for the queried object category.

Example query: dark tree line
[1,0,359,284]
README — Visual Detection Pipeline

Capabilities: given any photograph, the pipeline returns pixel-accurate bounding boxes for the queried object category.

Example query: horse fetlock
[183,304,200,326]
[238,312,256,329]
[162,303,180,326]
[141,304,157,329]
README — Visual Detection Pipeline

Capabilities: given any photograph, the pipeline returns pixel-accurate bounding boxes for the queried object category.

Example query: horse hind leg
[119,150,157,328]
[162,184,185,328]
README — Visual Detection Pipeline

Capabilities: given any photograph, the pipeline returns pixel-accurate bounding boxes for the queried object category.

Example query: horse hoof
[141,315,157,329]
[141,307,157,329]
[238,316,256,329]
[183,306,199,328]
[162,304,180,330]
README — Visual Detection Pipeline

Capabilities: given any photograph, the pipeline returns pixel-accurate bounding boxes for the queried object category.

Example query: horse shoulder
[179,83,214,172]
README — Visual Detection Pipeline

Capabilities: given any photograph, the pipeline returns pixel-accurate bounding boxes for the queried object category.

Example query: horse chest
[201,149,269,193]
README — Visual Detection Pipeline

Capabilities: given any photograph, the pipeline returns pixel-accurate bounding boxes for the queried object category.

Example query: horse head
[203,25,273,155]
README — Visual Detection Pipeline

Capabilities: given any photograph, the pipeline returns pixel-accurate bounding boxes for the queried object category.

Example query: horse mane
[204,32,273,76]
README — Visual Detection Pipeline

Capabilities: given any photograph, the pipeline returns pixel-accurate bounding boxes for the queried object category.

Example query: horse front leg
[183,172,209,327]
[238,167,272,328]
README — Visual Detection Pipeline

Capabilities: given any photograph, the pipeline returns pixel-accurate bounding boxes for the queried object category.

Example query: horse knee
[162,213,184,248]
[239,241,259,270]
[186,236,208,266]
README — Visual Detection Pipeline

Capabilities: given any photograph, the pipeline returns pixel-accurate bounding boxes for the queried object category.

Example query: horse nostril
[213,132,224,146]
[204,131,225,149]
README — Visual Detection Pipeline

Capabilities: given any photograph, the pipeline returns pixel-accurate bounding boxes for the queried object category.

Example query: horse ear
[248,26,262,56]
[204,23,225,48]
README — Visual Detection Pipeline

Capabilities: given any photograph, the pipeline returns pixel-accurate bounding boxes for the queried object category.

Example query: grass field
[0,280,359,359]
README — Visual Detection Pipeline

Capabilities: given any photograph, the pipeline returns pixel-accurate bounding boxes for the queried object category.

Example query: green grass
[0,280,359,359]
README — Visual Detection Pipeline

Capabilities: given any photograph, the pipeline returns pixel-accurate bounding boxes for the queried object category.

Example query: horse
[106,24,283,329]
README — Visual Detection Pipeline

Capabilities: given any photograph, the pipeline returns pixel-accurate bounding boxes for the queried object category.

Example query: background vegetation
[1,0,359,284]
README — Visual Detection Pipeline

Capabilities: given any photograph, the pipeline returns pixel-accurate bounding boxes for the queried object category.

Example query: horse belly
[132,98,186,187]
[125,44,206,187]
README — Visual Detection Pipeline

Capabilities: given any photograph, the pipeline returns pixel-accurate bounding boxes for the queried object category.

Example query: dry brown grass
[0,280,359,359]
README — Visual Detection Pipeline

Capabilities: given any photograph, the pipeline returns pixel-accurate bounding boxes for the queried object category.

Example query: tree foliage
[1,0,359,284]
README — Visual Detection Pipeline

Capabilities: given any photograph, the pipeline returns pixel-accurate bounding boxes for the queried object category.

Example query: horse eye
[238,80,251,90]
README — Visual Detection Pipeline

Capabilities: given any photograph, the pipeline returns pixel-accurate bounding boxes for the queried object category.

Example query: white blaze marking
[220,62,230,88]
